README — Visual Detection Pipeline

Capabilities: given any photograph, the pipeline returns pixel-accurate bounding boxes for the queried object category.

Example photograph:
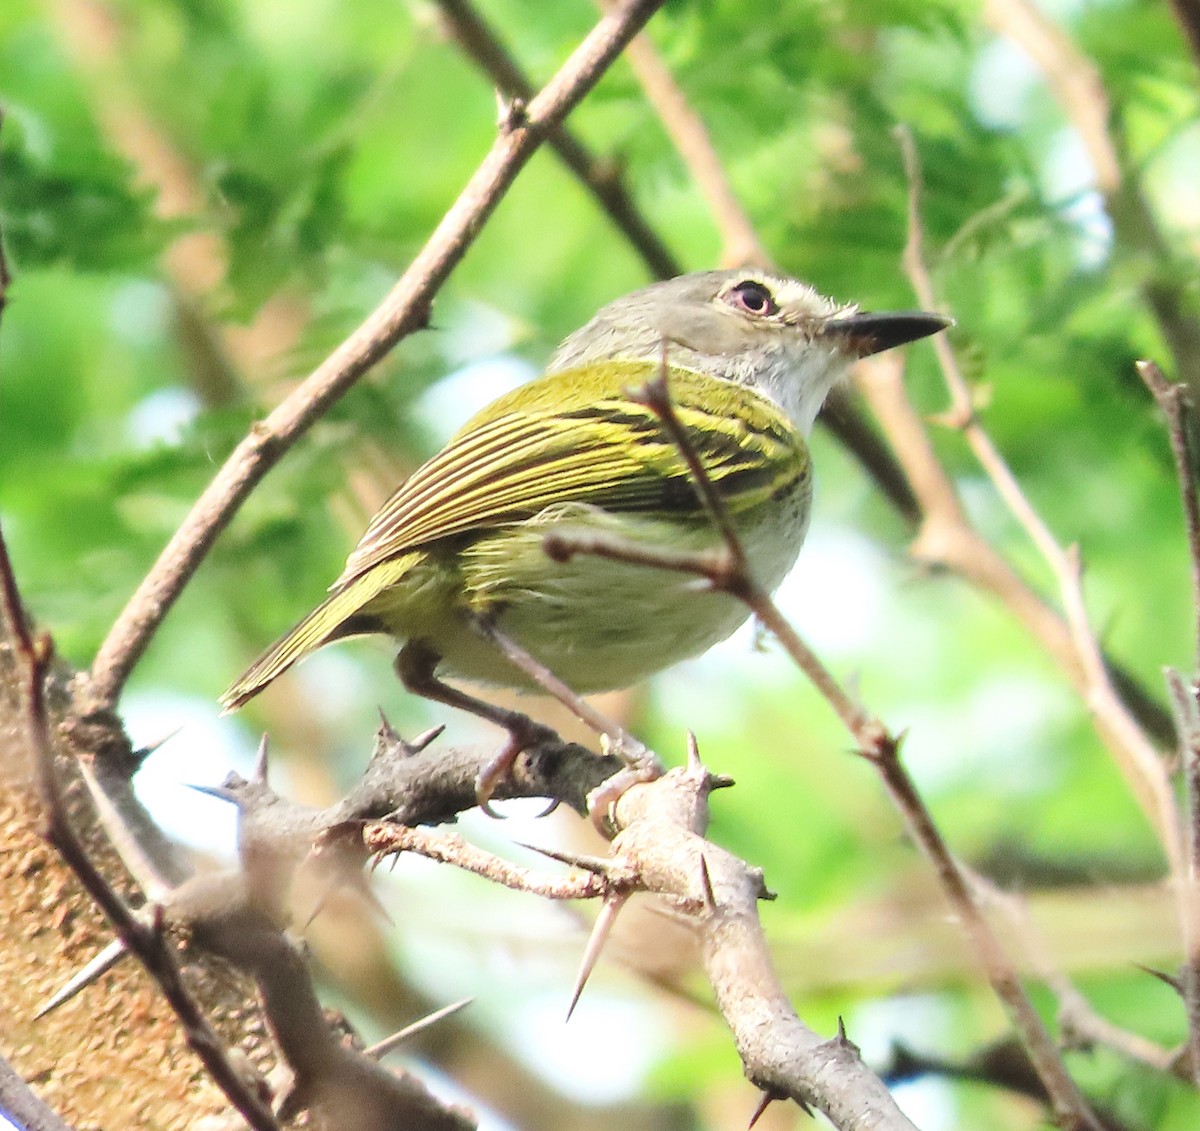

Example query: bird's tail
[220,563,403,712]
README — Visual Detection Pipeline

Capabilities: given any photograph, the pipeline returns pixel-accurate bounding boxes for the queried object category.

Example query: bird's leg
[468,615,664,833]
[395,640,558,814]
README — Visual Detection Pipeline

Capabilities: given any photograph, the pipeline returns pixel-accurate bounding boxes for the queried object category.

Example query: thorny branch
[0,527,282,1131]
[365,824,613,900]
[10,3,1198,1126]
[608,754,920,1130]
[596,0,924,524]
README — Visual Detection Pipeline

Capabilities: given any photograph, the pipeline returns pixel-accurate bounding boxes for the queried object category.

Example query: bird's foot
[587,736,663,836]
[475,713,560,817]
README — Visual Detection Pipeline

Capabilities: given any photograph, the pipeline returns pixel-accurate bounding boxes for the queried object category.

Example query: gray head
[548,269,948,434]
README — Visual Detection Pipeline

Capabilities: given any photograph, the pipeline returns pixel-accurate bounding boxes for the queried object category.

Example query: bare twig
[363,823,611,900]
[984,0,1200,406]
[981,0,1120,194]
[0,525,281,1131]
[1139,361,1200,661]
[1138,359,1200,1088]
[596,0,767,269]
[86,0,669,711]
[863,745,1102,1131]
[887,128,1182,873]
[432,0,681,279]
[966,867,1183,1079]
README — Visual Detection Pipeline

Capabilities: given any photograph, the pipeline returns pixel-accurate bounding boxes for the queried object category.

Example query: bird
[221,269,947,801]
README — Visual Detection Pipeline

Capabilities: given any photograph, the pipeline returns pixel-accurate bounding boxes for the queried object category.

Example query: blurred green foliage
[3,0,1200,1127]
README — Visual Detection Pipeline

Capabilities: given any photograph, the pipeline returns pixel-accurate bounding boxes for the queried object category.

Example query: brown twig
[981,0,1120,194]
[1139,361,1200,662]
[1137,359,1200,1089]
[85,0,669,711]
[0,525,282,1131]
[965,866,1184,1079]
[547,377,1103,1131]
[432,0,681,279]
[886,127,1182,871]
[595,0,767,269]
[363,823,611,900]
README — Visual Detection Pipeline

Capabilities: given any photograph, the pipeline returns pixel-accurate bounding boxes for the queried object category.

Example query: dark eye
[724,279,777,317]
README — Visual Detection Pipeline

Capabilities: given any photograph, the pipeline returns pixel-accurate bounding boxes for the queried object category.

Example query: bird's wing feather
[336,361,807,587]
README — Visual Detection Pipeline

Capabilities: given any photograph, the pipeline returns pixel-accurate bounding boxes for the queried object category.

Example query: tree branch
[85,0,669,712]
[0,525,282,1131]
[608,757,920,1130]
[432,0,681,279]
[597,0,922,524]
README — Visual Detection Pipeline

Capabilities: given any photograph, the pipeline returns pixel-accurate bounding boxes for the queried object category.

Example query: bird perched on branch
[222,269,947,803]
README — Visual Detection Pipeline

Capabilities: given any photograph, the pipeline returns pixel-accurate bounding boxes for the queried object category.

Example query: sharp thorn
[132,727,182,761]
[566,891,628,1021]
[377,707,402,745]
[747,1090,776,1130]
[34,937,128,1019]
[303,867,392,931]
[515,842,611,874]
[405,723,445,754]
[184,781,239,805]
[1136,963,1183,993]
[359,878,394,926]
[685,730,702,772]
[253,734,270,782]
[410,724,445,752]
[365,998,474,1059]
[699,853,716,913]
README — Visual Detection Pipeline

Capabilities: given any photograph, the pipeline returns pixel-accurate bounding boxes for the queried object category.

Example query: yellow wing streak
[338,361,806,587]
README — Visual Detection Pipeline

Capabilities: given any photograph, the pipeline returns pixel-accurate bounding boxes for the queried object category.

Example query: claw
[586,752,663,835]
[474,719,558,817]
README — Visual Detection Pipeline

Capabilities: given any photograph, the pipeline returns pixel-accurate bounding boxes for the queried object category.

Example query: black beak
[821,310,951,358]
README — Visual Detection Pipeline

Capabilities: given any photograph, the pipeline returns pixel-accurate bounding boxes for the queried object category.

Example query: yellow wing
[335,360,808,587]
[221,361,807,712]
